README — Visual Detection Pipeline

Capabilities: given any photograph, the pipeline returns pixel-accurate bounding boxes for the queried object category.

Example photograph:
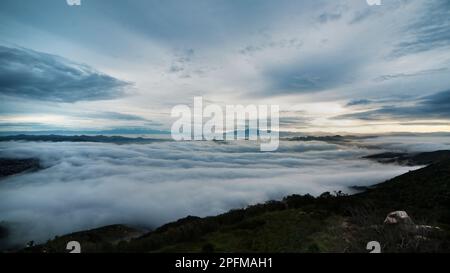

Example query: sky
[0,0,450,134]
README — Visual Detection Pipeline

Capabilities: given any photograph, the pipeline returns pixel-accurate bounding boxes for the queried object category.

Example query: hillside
[20,151,450,253]
[364,150,450,166]
[0,158,40,178]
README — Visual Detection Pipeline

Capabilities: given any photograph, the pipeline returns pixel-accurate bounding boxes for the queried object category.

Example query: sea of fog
[1,135,450,248]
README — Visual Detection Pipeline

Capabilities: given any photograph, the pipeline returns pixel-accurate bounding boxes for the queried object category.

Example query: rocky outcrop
[384,211,441,234]
[384,211,414,225]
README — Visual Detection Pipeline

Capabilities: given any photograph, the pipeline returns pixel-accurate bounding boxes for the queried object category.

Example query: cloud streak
[391,0,450,57]
[338,90,450,120]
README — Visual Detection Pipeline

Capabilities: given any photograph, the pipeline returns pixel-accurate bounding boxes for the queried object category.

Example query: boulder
[383,211,416,232]
[384,211,414,226]
[383,211,441,234]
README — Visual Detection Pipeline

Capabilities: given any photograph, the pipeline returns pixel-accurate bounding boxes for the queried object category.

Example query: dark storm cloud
[0,46,131,102]
[339,89,450,121]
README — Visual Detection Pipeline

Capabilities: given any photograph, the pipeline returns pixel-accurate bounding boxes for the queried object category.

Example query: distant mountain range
[0,133,366,143]
[0,128,171,136]
[0,134,169,144]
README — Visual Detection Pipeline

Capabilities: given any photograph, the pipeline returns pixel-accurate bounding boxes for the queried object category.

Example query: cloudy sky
[0,0,450,134]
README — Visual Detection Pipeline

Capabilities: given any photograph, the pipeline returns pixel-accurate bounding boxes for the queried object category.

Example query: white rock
[383,211,414,226]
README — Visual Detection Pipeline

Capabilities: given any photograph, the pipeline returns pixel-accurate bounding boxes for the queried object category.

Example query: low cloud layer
[0,139,418,248]
[0,45,131,102]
